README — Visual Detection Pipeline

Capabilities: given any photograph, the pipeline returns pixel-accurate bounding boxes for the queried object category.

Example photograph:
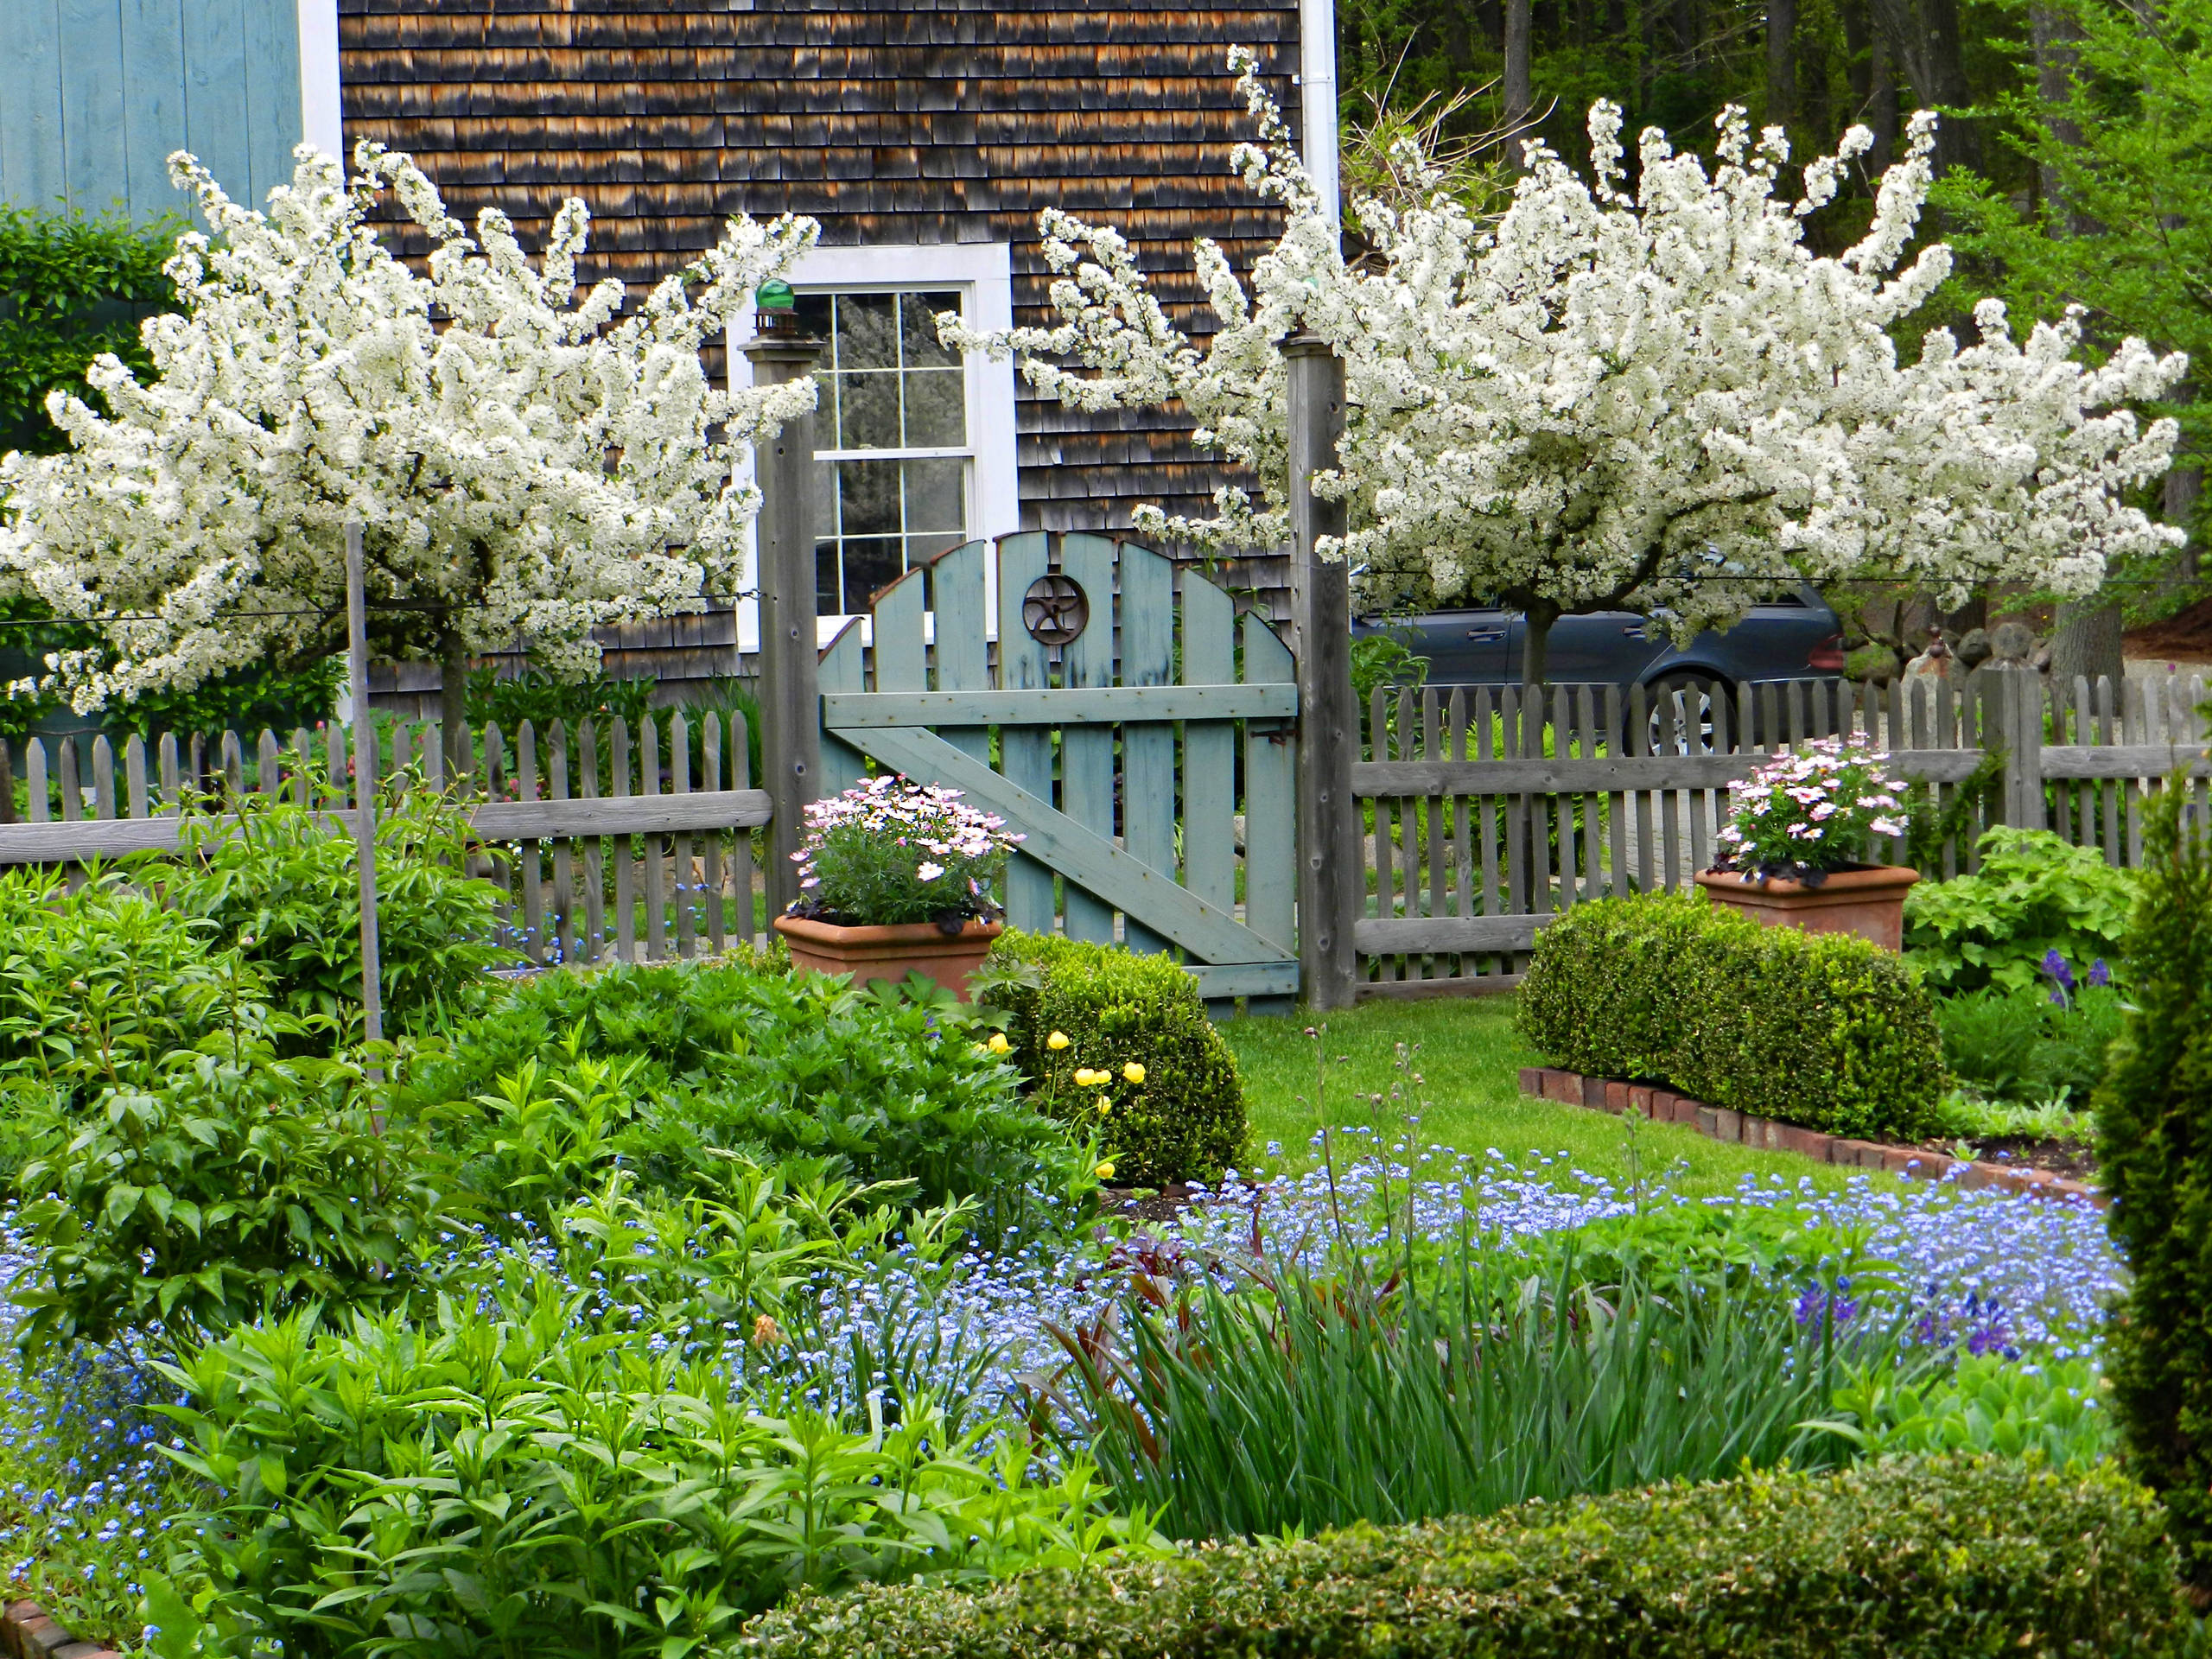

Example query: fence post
[1285,334,1360,1011]
[1979,663,2046,830]
[745,315,824,921]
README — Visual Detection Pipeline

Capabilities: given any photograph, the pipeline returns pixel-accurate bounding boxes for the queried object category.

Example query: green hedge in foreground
[738,1457,2184,1659]
[1516,891,1946,1141]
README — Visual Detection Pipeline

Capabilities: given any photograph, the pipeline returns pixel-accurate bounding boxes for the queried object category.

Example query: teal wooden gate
[819,531,1300,1004]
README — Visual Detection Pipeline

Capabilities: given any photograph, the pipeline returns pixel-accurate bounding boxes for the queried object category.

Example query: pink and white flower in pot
[1698,736,1918,950]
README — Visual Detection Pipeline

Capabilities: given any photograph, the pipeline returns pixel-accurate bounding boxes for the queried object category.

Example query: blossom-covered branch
[0,143,819,712]
[949,52,2187,683]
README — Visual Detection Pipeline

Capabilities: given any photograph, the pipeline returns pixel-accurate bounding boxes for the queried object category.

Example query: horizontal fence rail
[1352,671,2210,1001]
[0,714,775,969]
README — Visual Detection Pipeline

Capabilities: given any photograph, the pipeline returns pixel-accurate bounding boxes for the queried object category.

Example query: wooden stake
[346,525,385,1047]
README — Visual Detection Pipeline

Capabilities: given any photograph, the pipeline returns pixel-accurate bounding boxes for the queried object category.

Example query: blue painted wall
[0,0,302,223]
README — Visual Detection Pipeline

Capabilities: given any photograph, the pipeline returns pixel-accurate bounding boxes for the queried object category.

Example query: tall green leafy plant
[1904,828,2139,995]
[11,1042,456,1355]
[2100,779,2212,1583]
[1039,1243,1906,1541]
[150,1286,1166,1659]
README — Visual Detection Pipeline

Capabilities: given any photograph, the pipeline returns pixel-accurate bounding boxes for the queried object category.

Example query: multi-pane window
[798,290,970,615]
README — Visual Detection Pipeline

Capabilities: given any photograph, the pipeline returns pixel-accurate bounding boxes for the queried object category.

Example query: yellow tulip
[988,1032,1012,1055]
[1122,1061,1147,1084]
[1047,1031,1071,1051]
[1096,1161,1116,1180]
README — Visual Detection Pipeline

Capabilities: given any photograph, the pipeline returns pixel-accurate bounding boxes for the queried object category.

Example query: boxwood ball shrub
[979,931,1246,1189]
[739,1456,2186,1659]
[2100,784,2212,1584]
[1516,891,1944,1141]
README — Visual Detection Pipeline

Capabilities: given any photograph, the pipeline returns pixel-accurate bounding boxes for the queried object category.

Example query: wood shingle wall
[339,0,1303,540]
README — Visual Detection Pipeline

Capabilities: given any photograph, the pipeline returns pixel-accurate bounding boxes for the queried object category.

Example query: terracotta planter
[773,914,1003,998]
[1694,864,1921,952]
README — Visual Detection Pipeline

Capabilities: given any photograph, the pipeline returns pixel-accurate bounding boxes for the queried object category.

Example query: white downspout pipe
[298,0,344,162]
[1298,0,1341,225]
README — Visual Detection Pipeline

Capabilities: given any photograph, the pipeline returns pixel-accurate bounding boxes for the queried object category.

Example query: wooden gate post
[1286,334,1361,1010]
[745,321,824,920]
[1979,662,2046,830]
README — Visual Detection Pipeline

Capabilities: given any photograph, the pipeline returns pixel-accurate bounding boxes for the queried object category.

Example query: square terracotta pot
[1694,864,1920,950]
[773,914,1003,999]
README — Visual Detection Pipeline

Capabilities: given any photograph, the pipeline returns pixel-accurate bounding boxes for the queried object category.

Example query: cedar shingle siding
[338,0,1302,537]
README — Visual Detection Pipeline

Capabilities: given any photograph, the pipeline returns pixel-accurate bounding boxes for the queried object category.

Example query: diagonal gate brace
[830,722,1294,966]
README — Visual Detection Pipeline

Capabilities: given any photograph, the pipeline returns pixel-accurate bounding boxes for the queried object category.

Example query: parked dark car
[1353,589,1847,702]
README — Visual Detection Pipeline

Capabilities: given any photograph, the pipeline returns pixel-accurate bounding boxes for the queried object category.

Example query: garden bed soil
[2125,594,2212,663]
[1939,1135,2097,1182]
[1520,1067,2102,1205]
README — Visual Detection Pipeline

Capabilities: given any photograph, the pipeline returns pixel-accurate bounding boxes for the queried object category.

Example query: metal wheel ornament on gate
[817,532,1300,1002]
[1020,574,1089,645]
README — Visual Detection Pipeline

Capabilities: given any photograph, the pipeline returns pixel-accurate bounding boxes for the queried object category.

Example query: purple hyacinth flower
[2042,949,2075,995]
[2088,959,2110,988]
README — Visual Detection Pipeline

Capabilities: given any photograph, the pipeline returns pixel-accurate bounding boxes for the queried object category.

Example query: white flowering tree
[950,51,2188,684]
[0,143,818,742]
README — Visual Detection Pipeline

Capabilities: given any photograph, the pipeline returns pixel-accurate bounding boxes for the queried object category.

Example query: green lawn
[1217,995,1873,1200]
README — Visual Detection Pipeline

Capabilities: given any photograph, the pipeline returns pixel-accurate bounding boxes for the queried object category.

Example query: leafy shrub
[10,1043,454,1354]
[0,868,245,1094]
[146,785,505,1038]
[2100,783,2212,1583]
[739,1456,2185,1659]
[1935,979,2125,1105]
[977,931,1246,1188]
[1821,1352,2116,1471]
[1904,827,2138,993]
[1516,891,1946,1140]
[151,1286,1167,1659]
[1040,1247,1898,1541]
[407,956,1093,1229]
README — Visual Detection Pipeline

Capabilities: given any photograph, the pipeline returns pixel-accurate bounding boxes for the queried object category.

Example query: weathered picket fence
[0,715,773,966]
[1352,668,2212,998]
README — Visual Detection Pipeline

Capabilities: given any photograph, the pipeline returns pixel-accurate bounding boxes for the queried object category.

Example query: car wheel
[1638,672,1734,755]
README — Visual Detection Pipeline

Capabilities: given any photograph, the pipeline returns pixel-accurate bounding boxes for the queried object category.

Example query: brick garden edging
[3,1599,120,1659]
[1518,1067,2102,1208]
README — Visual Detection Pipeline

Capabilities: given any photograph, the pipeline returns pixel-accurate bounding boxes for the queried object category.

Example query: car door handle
[1466,629,1506,643]
[1622,626,1647,639]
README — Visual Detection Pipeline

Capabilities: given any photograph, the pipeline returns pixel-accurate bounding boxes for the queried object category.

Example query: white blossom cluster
[0,144,820,709]
[948,52,2186,658]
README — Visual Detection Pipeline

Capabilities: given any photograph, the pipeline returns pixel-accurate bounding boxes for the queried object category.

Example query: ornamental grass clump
[1713,734,1910,880]
[790,775,1023,929]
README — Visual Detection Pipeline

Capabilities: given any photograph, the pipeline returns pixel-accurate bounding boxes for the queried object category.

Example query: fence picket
[125,735,149,820]
[728,713,756,951]
[27,740,48,825]
[670,711,696,960]
[701,715,725,957]
[641,716,666,962]
[92,735,116,822]
[550,721,577,968]
[518,721,545,966]
[580,720,607,962]
[2124,677,2149,865]
[60,738,81,823]
[1475,685,1501,939]
[612,719,635,963]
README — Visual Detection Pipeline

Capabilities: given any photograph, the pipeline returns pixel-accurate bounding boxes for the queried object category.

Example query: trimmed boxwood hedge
[1516,891,1945,1141]
[738,1456,2184,1659]
[981,930,1246,1188]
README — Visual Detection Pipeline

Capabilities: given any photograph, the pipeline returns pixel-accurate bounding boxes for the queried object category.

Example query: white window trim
[728,242,1019,651]
[297,0,344,162]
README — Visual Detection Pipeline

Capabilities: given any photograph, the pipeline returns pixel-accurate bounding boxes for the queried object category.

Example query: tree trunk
[1864,0,1982,179]
[1866,22,1898,168]
[2031,5,2094,232]
[1767,0,1798,124]
[2166,460,2202,584]
[2050,599,2126,691]
[442,630,470,791]
[1521,602,1557,686]
[1504,0,1534,162]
